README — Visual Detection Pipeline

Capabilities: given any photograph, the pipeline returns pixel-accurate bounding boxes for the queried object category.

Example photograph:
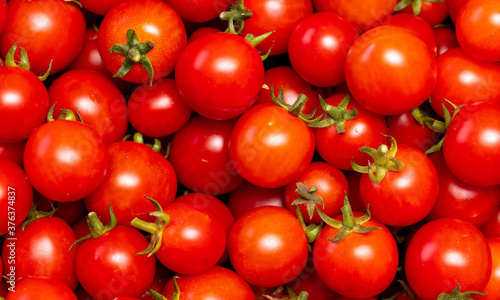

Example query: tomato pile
[1,0,500,299]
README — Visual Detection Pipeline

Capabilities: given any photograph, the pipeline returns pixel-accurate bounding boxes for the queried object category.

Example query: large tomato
[345,25,437,116]
[98,0,186,84]
[0,0,86,75]
[175,32,265,120]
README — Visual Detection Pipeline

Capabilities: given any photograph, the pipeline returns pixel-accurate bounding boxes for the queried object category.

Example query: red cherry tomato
[400,0,449,26]
[473,237,500,299]
[80,0,128,15]
[0,140,25,167]
[163,0,232,23]
[384,13,437,54]
[5,277,77,300]
[227,181,286,220]
[433,25,459,56]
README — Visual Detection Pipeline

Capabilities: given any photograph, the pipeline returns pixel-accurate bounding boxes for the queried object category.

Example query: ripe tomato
[80,0,128,15]
[5,277,77,300]
[229,104,315,188]
[0,0,6,34]
[405,218,492,299]
[345,25,437,116]
[23,119,108,202]
[0,0,86,75]
[480,208,500,238]
[163,0,232,23]
[75,225,156,299]
[169,116,243,195]
[472,237,500,299]
[456,0,500,62]
[384,13,437,54]
[227,181,286,220]
[2,216,78,290]
[388,111,440,152]
[228,206,309,287]
[0,140,25,167]
[433,25,459,56]
[313,0,397,32]
[442,102,500,187]
[399,0,449,26]
[0,65,49,143]
[98,0,186,84]
[48,69,128,146]
[84,141,177,225]
[447,0,469,24]
[128,78,191,138]
[313,212,398,298]
[240,0,314,56]
[0,158,32,235]
[288,12,359,87]
[161,266,254,299]
[175,32,265,120]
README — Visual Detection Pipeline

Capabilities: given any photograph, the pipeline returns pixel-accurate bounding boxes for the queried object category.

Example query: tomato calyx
[4,43,52,81]
[220,0,253,35]
[110,29,155,86]
[395,0,444,15]
[21,203,59,231]
[131,196,171,257]
[122,132,162,153]
[264,287,309,300]
[292,182,324,221]
[244,31,274,61]
[351,135,404,184]
[148,277,180,300]
[295,205,323,246]
[270,84,323,124]
[308,93,358,134]
[46,104,84,122]
[69,205,118,251]
[316,194,381,243]
[63,0,82,8]
[437,284,486,300]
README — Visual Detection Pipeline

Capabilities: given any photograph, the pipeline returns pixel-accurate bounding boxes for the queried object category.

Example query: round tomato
[0,140,25,167]
[227,181,286,220]
[163,0,232,23]
[399,0,449,26]
[384,13,437,54]
[80,0,128,15]
[472,237,500,299]
[433,25,459,56]
[5,277,77,300]
[345,25,437,116]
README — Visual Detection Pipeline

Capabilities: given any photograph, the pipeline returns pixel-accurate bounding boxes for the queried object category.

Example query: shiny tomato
[229,104,315,188]
[5,277,77,300]
[405,218,492,299]
[384,13,437,54]
[98,0,186,84]
[175,32,265,120]
[442,102,500,187]
[228,206,309,287]
[447,0,469,24]
[241,0,314,56]
[472,237,500,300]
[0,0,86,75]
[433,25,459,56]
[80,0,128,15]
[288,12,359,87]
[388,111,440,152]
[227,181,286,220]
[456,0,500,62]
[163,0,232,22]
[399,0,449,26]
[23,119,108,202]
[345,25,437,116]
[481,208,500,238]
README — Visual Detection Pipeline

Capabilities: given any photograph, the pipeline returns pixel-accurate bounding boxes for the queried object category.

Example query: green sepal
[220,0,253,35]
[21,203,59,231]
[437,284,486,300]
[308,94,358,134]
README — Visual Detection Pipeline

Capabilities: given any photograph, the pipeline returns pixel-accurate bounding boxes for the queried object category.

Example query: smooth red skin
[5,277,77,300]
[313,0,396,32]
[481,208,500,238]
[360,145,439,227]
[285,263,338,300]
[0,158,32,235]
[241,0,313,56]
[313,94,389,170]
[175,32,264,120]
[2,217,78,290]
[443,102,500,187]
[0,140,25,167]
[472,237,500,299]
[84,141,177,225]
[433,25,460,56]
[162,266,254,299]
[345,171,367,212]
[255,66,324,118]
[80,0,128,15]
[48,69,128,146]
[0,0,6,34]
[128,78,191,137]
[175,192,234,264]
[284,161,349,224]
[229,104,315,189]
[384,13,437,55]
[187,27,221,44]
[313,212,399,298]
[0,67,49,143]
[163,0,232,23]
[34,193,88,225]
[448,0,469,24]
[427,152,500,228]
[227,181,286,220]
[430,48,500,117]
[0,0,86,75]
[23,120,108,202]
[456,0,500,62]
[228,206,309,287]
[388,111,440,152]
[156,202,226,275]
[345,25,437,116]
[405,218,492,300]
[98,0,186,84]
[169,116,243,195]
[75,226,156,299]
[400,0,449,26]
[288,12,358,88]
